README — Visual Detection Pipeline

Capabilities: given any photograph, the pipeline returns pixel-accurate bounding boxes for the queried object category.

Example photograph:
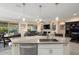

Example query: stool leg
[3,40,5,48]
[3,38,5,48]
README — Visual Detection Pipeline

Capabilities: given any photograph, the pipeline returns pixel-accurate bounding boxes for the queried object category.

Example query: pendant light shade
[35,5,43,23]
[55,16,59,21]
[22,18,25,22]
[22,3,26,22]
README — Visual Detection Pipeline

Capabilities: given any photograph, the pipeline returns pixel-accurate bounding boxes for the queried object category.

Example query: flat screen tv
[43,24,50,29]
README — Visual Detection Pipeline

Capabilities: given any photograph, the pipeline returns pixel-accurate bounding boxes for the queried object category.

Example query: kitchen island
[11,36,71,55]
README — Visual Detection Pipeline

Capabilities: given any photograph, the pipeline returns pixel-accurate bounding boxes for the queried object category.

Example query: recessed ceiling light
[73,13,77,16]
[55,16,59,21]
[22,18,25,22]
[39,19,42,22]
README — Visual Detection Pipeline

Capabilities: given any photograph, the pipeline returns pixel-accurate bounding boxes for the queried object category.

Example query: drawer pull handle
[49,49,53,54]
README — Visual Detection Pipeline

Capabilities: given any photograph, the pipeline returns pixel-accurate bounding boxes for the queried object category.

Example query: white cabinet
[12,43,69,55]
[38,49,53,55]
[12,43,37,55]
[38,48,63,55]
[20,44,37,55]
[12,44,20,55]
[38,44,64,55]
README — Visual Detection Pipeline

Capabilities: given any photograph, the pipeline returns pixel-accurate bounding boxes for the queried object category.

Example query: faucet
[47,33,51,39]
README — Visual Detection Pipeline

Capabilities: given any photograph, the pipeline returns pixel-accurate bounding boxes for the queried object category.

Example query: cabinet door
[52,49,64,55]
[20,44,37,55]
[20,46,37,55]
[38,48,53,55]
[38,48,64,55]
[12,44,20,55]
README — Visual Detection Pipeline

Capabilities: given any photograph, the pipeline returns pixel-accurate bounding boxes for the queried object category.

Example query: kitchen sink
[39,39,58,42]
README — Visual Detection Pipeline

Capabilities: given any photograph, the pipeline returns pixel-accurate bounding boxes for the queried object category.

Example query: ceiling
[0,3,79,21]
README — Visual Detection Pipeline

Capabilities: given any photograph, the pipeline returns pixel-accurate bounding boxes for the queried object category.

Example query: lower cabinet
[12,44,20,55]
[12,43,66,55]
[38,48,64,55]
[12,43,37,55]
[38,44,64,55]
[20,44,37,55]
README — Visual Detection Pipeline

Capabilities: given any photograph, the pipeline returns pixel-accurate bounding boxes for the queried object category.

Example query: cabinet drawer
[20,43,36,46]
[38,44,63,49]
[20,44,37,48]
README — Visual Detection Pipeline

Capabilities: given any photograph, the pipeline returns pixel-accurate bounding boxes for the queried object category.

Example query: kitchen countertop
[10,36,71,44]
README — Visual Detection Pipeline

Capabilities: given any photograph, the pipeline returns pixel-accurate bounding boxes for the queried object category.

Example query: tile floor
[0,42,79,55]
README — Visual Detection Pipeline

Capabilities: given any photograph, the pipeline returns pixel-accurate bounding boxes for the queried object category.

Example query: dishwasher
[20,43,37,55]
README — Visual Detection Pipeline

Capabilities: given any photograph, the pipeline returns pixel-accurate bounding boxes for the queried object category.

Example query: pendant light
[55,16,59,21]
[55,3,59,21]
[35,5,43,23]
[22,3,26,22]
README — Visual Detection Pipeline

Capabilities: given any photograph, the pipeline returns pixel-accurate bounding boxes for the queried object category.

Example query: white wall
[66,17,79,22]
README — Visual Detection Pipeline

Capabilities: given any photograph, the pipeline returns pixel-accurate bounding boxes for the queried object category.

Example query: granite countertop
[11,39,64,44]
[11,36,71,44]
